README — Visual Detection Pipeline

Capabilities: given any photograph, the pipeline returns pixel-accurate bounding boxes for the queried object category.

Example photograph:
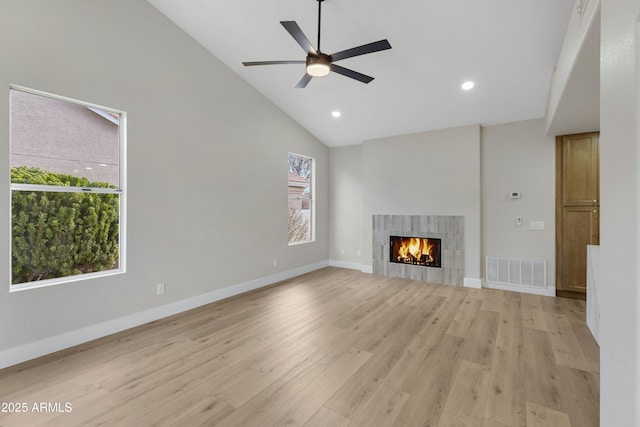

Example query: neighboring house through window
[9,86,126,290]
[288,153,314,244]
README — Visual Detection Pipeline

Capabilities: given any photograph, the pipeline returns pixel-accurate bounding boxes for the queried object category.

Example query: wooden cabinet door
[556,132,599,298]
[561,207,599,293]
[562,133,599,206]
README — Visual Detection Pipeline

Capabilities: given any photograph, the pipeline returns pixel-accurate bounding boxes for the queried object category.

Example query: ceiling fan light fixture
[307,63,330,77]
[306,55,331,77]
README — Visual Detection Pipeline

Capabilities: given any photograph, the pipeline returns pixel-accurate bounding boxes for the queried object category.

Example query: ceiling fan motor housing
[306,54,331,77]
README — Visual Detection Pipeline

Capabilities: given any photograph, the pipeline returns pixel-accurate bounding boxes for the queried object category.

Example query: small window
[288,153,314,244]
[10,86,126,290]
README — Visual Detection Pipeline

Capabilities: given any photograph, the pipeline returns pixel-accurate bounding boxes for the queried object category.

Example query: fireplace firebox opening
[389,236,442,268]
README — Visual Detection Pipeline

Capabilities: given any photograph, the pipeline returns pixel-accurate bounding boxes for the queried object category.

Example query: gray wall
[599,0,640,424]
[362,125,481,280]
[481,119,556,289]
[329,145,363,265]
[0,0,328,352]
[329,120,557,289]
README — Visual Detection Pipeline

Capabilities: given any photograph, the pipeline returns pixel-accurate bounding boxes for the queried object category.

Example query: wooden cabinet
[560,206,599,293]
[556,132,599,298]
[562,133,599,206]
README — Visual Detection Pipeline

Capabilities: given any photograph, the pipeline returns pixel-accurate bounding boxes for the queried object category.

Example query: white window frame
[9,85,127,291]
[288,152,315,245]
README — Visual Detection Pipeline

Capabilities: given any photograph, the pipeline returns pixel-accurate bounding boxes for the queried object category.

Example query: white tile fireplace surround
[373,215,464,285]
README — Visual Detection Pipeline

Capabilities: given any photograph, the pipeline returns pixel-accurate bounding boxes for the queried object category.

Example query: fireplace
[373,215,463,285]
[389,236,442,268]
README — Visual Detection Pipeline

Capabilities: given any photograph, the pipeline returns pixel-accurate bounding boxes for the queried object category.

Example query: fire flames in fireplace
[390,236,441,268]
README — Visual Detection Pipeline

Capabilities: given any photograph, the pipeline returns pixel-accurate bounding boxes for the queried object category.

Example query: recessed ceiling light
[461,81,475,90]
[331,111,341,118]
[85,166,93,170]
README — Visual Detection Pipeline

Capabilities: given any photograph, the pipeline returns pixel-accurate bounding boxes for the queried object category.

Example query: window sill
[9,269,125,292]
[288,239,315,246]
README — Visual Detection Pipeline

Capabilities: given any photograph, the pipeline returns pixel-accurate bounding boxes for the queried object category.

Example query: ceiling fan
[242,0,392,88]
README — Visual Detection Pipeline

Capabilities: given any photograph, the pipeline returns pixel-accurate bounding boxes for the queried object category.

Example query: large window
[9,86,126,290]
[288,153,314,244]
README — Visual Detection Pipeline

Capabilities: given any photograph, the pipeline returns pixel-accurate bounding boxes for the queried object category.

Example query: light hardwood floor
[0,267,599,427]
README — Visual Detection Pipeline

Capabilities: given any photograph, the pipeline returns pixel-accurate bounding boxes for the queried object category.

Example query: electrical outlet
[273,258,278,267]
[340,248,345,255]
[516,217,522,226]
[356,250,361,257]
[156,283,165,295]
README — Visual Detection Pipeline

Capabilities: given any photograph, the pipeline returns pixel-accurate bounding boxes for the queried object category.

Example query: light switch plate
[530,221,544,231]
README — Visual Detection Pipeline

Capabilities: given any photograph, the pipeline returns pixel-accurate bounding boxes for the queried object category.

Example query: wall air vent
[486,256,547,289]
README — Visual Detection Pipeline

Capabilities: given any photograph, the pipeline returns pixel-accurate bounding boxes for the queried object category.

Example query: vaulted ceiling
[148,0,576,147]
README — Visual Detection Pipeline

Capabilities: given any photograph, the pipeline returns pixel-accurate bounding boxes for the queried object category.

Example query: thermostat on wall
[509,191,521,199]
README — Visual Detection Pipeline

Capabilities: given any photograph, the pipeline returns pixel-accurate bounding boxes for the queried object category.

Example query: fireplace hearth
[390,236,442,268]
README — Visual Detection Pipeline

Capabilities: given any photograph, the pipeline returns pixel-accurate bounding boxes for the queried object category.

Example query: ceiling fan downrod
[317,0,324,53]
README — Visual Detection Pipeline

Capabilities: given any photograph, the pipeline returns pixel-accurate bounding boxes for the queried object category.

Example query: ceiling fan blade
[243,60,305,66]
[295,73,313,88]
[330,64,374,84]
[330,39,392,62]
[280,21,317,55]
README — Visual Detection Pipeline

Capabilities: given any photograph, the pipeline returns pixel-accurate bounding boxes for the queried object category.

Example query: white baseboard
[485,281,556,297]
[329,260,372,274]
[328,259,364,271]
[464,278,482,289]
[0,260,329,370]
